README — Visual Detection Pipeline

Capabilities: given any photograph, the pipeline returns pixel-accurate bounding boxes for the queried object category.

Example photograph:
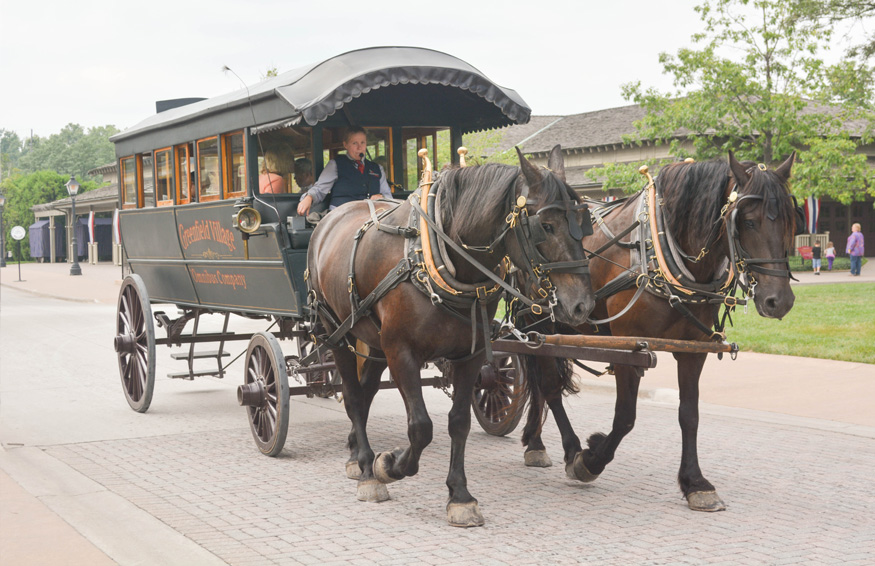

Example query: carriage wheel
[114,274,156,413]
[472,354,527,436]
[239,332,289,456]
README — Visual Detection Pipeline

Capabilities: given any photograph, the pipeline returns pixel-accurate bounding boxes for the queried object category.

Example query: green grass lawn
[725,283,875,364]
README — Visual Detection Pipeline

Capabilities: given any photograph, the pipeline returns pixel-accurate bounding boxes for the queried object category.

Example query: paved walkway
[1,260,873,565]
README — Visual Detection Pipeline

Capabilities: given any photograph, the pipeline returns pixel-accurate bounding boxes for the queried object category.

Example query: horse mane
[658,159,795,250]
[438,163,578,242]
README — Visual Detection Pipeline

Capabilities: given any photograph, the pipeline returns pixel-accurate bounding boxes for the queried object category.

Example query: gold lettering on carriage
[178,220,237,252]
[190,268,248,290]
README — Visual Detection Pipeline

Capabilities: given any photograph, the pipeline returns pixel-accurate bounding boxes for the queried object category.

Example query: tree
[0,129,23,181]
[0,171,100,259]
[588,0,875,203]
[793,0,875,60]
[17,124,119,181]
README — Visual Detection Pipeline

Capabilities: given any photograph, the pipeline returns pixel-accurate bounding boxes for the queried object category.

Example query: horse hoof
[686,490,726,512]
[565,452,600,483]
[356,479,390,502]
[373,452,398,484]
[447,501,485,528]
[524,450,553,468]
[346,460,362,480]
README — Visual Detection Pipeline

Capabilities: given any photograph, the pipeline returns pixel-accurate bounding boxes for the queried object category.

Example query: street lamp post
[65,175,82,276]
[0,192,6,268]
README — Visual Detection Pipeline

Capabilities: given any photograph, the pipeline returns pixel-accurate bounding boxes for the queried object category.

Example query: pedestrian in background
[846,223,865,276]
[825,241,836,271]
[812,241,822,275]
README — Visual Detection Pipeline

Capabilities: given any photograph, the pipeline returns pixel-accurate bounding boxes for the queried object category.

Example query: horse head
[512,145,595,326]
[727,151,797,319]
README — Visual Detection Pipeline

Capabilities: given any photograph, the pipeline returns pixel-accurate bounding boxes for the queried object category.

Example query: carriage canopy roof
[111,47,531,156]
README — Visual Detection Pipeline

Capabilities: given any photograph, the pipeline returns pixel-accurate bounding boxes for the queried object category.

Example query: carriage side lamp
[65,175,83,276]
[0,192,6,268]
[232,207,262,260]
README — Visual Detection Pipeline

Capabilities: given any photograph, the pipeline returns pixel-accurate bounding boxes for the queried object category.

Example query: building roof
[504,100,871,156]
[32,184,119,216]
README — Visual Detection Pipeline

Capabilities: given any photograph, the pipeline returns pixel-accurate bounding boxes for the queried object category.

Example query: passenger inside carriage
[294,158,314,192]
[296,126,392,219]
[259,149,293,194]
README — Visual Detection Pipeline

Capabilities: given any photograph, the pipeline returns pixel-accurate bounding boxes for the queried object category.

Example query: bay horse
[520,152,798,511]
[306,147,595,526]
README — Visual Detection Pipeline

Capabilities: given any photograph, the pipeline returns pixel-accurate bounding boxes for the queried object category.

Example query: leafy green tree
[588,0,875,201]
[17,124,119,181]
[1,129,23,180]
[0,171,99,259]
[792,0,875,60]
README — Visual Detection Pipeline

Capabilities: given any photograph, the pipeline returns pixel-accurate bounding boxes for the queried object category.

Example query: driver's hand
[297,195,312,216]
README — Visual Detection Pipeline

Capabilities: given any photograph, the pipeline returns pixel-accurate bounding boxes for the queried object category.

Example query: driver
[296,126,392,217]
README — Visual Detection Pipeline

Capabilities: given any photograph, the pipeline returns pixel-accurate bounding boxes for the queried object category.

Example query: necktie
[355,160,364,174]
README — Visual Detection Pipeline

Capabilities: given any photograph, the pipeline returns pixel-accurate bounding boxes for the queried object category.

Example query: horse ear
[775,151,795,181]
[728,151,749,187]
[516,147,542,196]
[547,145,566,183]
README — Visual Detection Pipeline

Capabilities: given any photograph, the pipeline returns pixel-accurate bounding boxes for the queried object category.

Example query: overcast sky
[0,0,865,141]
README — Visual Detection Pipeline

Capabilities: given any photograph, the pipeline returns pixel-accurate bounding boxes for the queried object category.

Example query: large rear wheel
[114,274,156,413]
[472,354,527,436]
[239,332,289,456]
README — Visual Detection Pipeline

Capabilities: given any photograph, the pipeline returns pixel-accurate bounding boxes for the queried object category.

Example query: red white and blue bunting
[804,196,819,234]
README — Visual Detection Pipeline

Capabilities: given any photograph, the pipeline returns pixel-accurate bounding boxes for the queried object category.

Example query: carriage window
[155,149,173,206]
[141,154,154,208]
[222,132,245,197]
[175,144,192,204]
[402,128,441,191]
[121,156,138,209]
[197,137,220,201]
[366,128,393,188]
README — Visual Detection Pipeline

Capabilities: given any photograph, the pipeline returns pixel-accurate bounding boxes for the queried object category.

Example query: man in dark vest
[296,126,392,218]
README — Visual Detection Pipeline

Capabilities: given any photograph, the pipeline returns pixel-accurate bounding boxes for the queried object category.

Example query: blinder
[532,202,593,242]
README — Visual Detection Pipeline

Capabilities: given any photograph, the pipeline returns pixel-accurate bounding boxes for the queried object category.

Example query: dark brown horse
[520,152,797,511]
[307,147,595,526]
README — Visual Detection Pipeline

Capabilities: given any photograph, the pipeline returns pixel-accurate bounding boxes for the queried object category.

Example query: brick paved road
[45,395,874,565]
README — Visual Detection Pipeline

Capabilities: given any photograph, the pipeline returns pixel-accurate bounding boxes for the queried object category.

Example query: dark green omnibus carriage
[111,47,534,455]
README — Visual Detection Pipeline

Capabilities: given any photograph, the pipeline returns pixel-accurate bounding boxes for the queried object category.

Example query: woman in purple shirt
[846,223,865,276]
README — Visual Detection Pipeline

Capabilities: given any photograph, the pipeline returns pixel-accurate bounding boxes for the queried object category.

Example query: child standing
[825,241,836,271]
[812,241,822,275]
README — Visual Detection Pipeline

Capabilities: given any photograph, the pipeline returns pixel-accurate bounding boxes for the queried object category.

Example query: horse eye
[542,223,555,234]
[743,219,756,229]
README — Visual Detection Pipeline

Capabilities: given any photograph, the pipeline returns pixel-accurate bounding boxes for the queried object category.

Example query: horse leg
[372,350,433,484]
[520,354,550,466]
[522,356,578,468]
[445,356,486,527]
[675,352,725,512]
[574,363,643,482]
[334,346,388,502]
[345,349,387,480]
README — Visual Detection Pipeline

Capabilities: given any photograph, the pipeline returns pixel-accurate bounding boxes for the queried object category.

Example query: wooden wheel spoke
[243,333,289,456]
[116,276,155,413]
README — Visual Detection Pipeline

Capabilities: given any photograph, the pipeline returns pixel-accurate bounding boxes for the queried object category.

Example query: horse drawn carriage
[112,47,798,526]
